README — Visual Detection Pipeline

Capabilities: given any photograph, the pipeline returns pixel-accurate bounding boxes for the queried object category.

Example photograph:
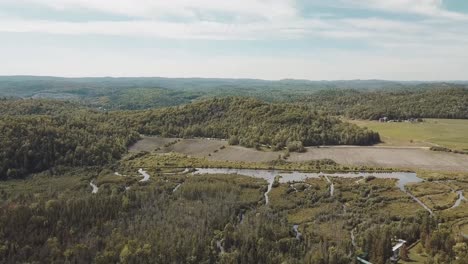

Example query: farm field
[130,136,468,172]
[349,118,468,151]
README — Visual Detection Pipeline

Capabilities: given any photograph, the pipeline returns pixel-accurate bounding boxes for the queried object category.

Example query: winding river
[216,240,225,254]
[173,183,182,193]
[450,191,467,209]
[138,169,150,182]
[192,168,431,212]
[324,175,334,196]
[351,229,357,248]
[293,225,302,240]
[90,181,99,194]
[264,179,274,205]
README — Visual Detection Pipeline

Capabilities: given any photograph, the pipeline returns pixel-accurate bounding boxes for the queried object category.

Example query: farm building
[390,239,407,262]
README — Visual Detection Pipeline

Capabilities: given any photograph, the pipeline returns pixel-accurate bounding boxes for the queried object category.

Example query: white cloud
[1,0,467,80]
[8,0,298,21]
[344,0,468,20]
[1,14,468,49]
[0,18,332,40]
[1,0,467,43]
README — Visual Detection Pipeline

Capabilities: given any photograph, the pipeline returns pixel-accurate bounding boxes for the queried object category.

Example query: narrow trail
[138,168,150,182]
[90,181,99,194]
[318,145,430,150]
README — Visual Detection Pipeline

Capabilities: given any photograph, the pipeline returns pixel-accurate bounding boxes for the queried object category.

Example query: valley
[0,79,467,264]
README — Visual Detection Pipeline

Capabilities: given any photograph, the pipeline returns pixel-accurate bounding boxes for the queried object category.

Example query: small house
[378,117,388,123]
[390,239,407,262]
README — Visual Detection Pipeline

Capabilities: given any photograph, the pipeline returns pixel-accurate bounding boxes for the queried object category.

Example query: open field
[290,146,468,171]
[130,136,468,171]
[129,136,283,162]
[461,223,468,235]
[349,118,468,151]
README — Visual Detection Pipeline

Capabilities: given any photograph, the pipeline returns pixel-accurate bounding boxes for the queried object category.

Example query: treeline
[0,100,139,180]
[0,98,380,180]
[130,97,380,148]
[304,86,468,120]
[0,76,408,110]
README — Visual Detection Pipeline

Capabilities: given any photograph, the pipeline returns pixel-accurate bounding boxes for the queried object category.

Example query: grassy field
[290,147,468,172]
[129,137,468,172]
[350,118,468,151]
[461,223,468,235]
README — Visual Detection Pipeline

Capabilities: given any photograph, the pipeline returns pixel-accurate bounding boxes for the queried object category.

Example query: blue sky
[1,0,468,80]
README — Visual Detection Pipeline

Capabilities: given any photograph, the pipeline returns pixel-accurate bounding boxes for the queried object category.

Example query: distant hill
[0,76,467,119]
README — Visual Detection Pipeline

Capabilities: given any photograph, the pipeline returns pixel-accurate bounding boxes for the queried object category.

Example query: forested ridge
[1,77,467,120]
[0,99,140,180]
[131,97,380,148]
[303,86,468,120]
[0,98,379,180]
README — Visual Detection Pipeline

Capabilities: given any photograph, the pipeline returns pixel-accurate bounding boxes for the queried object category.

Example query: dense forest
[0,76,409,106]
[303,86,468,120]
[0,98,379,180]
[0,99,140,180]
[1,77,467,120]
[1,166,466,263]
[130,97,380,148]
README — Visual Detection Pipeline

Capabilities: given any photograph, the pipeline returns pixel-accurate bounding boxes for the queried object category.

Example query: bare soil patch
[129,137,468,171]
[129,136,179,152]
[289,146,468,171]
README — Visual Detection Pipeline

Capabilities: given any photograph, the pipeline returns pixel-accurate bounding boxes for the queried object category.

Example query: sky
[1,0,468,80]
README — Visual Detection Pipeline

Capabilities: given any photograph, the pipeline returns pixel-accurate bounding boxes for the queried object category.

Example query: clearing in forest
[350,118,468,151]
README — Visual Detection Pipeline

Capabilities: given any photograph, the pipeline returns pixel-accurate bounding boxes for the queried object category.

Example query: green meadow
[351,118,468,151]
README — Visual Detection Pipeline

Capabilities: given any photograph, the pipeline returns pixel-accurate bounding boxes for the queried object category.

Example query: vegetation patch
[351,118,468,151]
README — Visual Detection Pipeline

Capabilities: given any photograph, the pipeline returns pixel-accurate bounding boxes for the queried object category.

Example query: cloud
[8,0,298,21]
[344,0,468,20]
[1,0,467,80]
[2,0,467,43]
[0,18,333,40]
[1,13,468,49]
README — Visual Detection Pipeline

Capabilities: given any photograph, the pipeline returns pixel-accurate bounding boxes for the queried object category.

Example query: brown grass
[129,137,468,172]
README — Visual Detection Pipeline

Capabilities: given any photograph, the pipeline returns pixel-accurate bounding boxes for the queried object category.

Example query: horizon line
[1,75,468,83]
